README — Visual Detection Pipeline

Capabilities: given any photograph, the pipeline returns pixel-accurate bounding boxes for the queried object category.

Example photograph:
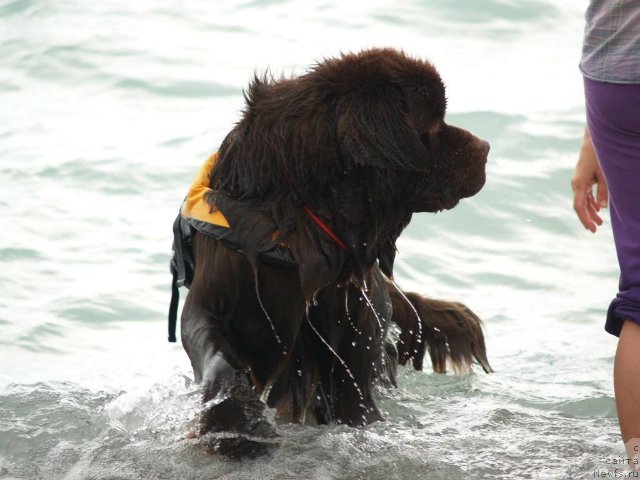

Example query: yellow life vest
[180,151,230,228]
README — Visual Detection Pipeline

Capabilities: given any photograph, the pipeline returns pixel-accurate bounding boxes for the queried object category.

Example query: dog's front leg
[181,298,278,459]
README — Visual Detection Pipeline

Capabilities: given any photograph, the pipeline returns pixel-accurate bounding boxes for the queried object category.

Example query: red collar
[303,206,349,252]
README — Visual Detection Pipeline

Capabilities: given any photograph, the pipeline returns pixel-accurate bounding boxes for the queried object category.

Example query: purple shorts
[584,77,640,337]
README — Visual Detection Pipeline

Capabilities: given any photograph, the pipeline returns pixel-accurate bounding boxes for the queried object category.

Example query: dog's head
[213,48,487,213]
[317,48,489,213]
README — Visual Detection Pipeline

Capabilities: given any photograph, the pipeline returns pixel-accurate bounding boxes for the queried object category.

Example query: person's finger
[573,184,596,232]
[588,189,600,213]
[596,170,609,208]
[587,193,603,227]
[587,191,601,215]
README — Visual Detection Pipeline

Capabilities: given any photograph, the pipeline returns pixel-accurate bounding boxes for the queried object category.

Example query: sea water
[0,0,627,478]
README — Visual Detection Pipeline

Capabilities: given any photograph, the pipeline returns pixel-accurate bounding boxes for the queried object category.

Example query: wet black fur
[179,48,492,458]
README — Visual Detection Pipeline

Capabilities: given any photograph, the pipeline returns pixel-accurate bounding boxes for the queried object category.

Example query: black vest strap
[168,212,192,343]
[168,268,179,343]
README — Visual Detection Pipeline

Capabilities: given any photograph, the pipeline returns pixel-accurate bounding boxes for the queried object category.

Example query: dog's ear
[336,84,428,171]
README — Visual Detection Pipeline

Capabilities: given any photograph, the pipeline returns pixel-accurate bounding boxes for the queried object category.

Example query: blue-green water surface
[0,0,627,478]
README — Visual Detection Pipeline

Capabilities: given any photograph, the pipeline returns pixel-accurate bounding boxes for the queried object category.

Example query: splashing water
[344,286,363,337]
[359,287,388,370]
[253,270,287,356]
[389,280,424,356]
[305,312,365,403]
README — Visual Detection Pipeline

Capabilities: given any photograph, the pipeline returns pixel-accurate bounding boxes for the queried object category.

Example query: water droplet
[389,280,423,345]
[311,288,320,307]
[351,341,357,347]
[297,369,302,377]
[305,311,364,401]
[254,273,284,348]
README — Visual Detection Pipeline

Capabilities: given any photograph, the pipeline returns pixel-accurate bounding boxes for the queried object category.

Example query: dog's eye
[429,128,440,150]
[422,123,441,152]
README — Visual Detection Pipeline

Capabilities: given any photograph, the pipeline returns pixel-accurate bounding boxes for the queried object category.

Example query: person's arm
[571,126,609,233]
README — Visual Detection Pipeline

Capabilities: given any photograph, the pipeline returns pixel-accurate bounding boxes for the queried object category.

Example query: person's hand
[571,127,609,233]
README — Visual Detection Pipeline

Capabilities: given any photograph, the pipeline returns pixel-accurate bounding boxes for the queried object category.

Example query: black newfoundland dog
[169,48,492,458]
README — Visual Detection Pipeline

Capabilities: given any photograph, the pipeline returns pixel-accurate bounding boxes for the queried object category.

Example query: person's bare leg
[614,319,640,469]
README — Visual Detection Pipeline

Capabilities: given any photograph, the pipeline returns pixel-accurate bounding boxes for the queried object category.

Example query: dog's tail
[388,285,493,374]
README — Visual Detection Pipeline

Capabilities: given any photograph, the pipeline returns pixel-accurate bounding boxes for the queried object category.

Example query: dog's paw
[198,384,279,459]
[200,417,280,460]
